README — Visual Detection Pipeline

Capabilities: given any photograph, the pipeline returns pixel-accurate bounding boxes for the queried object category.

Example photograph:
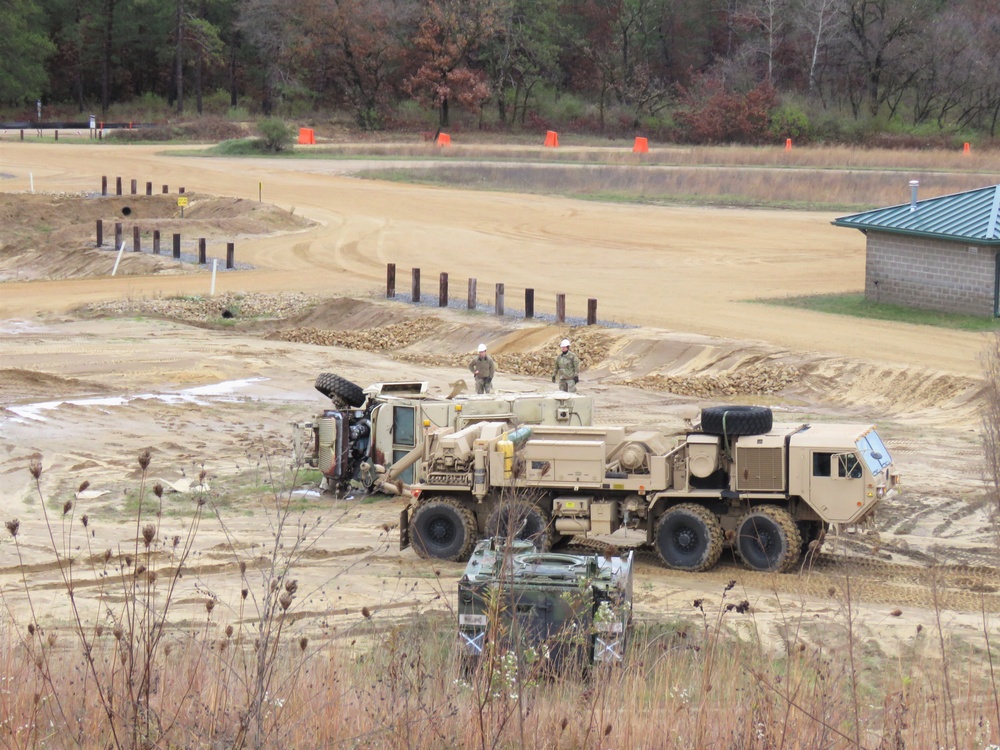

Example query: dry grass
[4,452,1000,748]
[360,162,999,211]
[3,579,999,748]
[291,142,1000,210]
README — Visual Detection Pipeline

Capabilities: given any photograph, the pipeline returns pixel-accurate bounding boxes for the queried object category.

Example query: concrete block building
[833,183,1000,317]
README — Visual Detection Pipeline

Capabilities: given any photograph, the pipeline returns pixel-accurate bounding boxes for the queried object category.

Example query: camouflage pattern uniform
[552,348,581,393]
[469,353,496,394]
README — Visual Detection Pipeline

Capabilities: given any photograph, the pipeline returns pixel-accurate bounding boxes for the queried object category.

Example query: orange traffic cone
[436,132,451,146]
[785,138,792,151]
[963,142,971,154]
[632,137,649,153]
[544,130,559,147]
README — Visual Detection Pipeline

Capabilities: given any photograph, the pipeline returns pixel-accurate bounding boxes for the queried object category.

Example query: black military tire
[314,372,366,407]
[700,405,773,437]
[485,500,552,551]
[409,497,478,562]
[735,505,802,573]
[654,503,724,572]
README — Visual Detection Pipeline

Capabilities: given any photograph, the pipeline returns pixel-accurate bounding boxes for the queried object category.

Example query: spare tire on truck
[700,405,772,436]
[314,373,366,407]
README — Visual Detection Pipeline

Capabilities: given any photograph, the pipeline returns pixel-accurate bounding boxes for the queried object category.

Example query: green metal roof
[832,184,1000,245]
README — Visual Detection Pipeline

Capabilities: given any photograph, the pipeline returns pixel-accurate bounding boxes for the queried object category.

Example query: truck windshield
[856,430,892,475]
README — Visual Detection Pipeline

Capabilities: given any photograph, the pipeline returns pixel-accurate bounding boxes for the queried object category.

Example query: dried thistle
[138,450,151,470]
[47,633,57,647]
[29,460,42,480]
[142,524,155,547]
[147,570,157,584]
[113,625,123,641]
[95,625,104,637]
[199,469,207,484]
[890,609,903,617]
[27,623,35,636]
[154,483,163,499]
[78,480,90,493]
[285,579,298,594]
[81,514,89,528]
[241,588,248,600]
[279,592,293,611]
[299,637,308,652]
[916,624,923,634]
[135,564,146,576]
[604,724,612,737]
[560,718,568,732]
[197,496,206,507]
[239,561,247,574]
[62,500,72,516]
[206,599,216,614]
[5,520,19,538]
[225,625,234,638]
[104,548,112,563]
[124,555,133,567]
[361,606,371,619]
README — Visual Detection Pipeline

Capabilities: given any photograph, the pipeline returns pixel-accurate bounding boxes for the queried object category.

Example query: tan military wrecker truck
[397,405,899,573]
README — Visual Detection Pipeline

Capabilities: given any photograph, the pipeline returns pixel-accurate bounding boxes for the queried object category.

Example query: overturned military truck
[399,405,899,574]
[293,374,594,492]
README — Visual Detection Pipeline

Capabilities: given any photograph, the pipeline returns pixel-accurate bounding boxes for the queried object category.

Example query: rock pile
[616,364,798,397]
[272,319,444,350]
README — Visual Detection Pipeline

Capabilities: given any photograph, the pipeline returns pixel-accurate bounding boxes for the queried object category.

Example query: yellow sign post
[178,196,188,217]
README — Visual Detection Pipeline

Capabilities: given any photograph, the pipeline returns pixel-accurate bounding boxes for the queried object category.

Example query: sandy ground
[0,141,997,657]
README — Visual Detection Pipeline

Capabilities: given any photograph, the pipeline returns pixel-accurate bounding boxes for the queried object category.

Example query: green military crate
[457,538,633,670]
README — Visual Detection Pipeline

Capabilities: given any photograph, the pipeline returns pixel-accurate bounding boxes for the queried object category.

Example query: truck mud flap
[399,506,411,551]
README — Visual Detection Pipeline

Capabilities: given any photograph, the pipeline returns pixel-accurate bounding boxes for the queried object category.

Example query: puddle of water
[5,377,269,423]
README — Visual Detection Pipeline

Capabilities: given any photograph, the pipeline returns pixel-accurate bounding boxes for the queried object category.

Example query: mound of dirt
[0,367,111,403]
[80,291,320,323]
[0,192,313,281]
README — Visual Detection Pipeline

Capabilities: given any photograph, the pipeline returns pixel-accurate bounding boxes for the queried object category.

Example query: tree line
[3,0,1000,140]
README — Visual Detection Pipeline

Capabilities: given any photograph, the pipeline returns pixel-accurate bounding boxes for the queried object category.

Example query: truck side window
[839,453,863,479]
[393,406,415,447]
[812,452,832,477]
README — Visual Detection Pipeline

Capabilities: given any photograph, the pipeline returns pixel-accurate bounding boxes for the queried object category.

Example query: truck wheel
[700,405,772,436]
[485,501,551,551]
[654,503,723,572]
[314,373,366,407]
[735,506,802,573]
[409,497,478,562]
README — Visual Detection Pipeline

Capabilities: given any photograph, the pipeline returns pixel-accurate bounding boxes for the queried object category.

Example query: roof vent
[909,180,919,212]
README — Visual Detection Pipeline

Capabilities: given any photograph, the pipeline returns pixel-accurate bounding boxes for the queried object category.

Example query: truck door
[390,404,417,483]
[809,451,864,522]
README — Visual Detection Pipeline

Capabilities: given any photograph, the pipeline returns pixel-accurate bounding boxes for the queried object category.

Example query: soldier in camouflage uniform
[552,338,581,392]
[469,344,496,394]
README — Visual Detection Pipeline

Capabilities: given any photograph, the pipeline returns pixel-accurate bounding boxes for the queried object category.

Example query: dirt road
[0,142,987,376]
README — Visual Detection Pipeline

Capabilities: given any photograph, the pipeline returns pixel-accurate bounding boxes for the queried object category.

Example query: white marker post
[29,173,34,194]
[210,258,218,296]
[111,241,126,276]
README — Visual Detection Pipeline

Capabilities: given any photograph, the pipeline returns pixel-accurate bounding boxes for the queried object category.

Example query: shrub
[770,103,810,141]
[256,118,293,152]
[672,79,779,145]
